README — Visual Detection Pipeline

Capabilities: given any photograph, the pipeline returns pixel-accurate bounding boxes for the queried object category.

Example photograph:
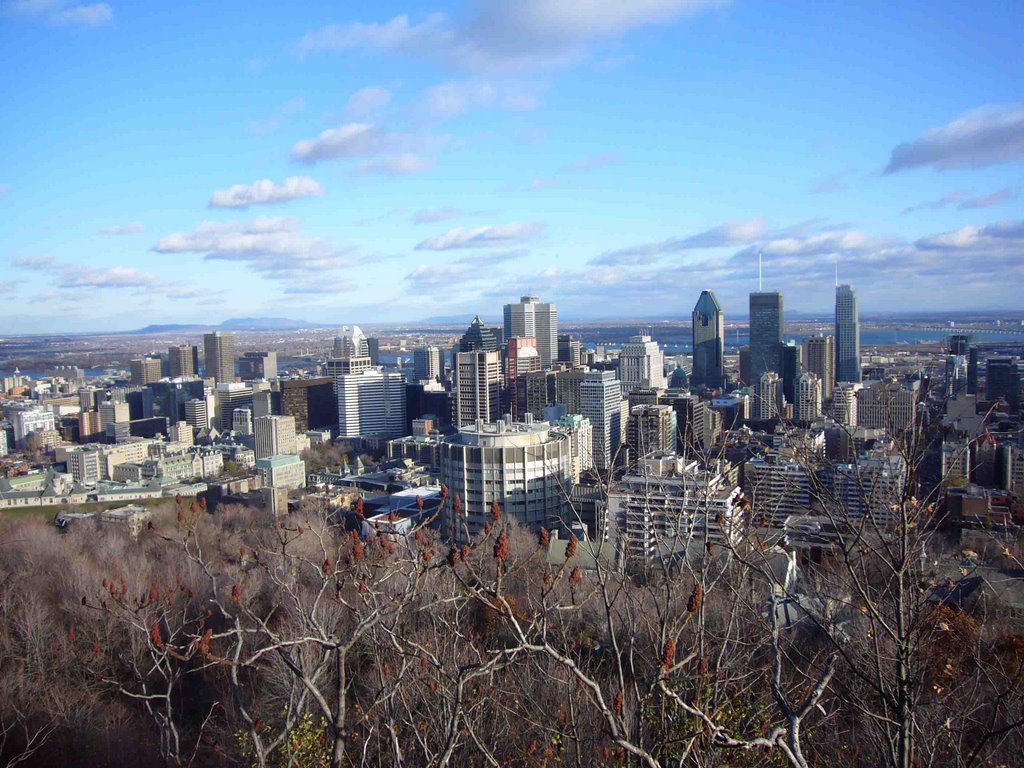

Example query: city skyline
[2,1,1024,335]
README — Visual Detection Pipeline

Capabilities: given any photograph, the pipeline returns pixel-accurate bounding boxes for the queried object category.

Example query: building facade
[691,290,725,389]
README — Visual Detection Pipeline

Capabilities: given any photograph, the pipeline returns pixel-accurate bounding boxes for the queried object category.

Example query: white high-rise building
[254,414,298,459]
[335,368,407,439]
[413,346,442,383]
[11,407,56,445]
[618,334,666,394]
[794,372,823,422]
[832,382,861,427]
[754,372,782,421]
[184,398,210,431]
[503,295,558,368]
[440,418,573,541]
[333,325,369,359]
[580,370,622,471]
[232,408,253,436]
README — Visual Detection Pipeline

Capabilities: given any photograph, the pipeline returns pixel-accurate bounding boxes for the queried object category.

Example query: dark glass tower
[749,292,783,380]
[835,284,861,383]
[459,316,499,353]
[691,290,724,389]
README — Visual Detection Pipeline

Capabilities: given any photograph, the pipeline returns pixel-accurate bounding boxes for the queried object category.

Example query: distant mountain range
[128,317,317,334]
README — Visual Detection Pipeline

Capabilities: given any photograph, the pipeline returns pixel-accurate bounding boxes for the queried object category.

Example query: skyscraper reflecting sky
[749,292,783,380]
[835,285,861,383]
[692,290,724,389]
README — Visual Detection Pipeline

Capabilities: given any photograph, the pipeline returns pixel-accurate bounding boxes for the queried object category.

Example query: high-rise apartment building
[802,334,835,401]
[835,284,861,383]
[618,334,666,394]
[503,295,558,368]
[413,346,442,383]
[691,290,725,389]
[168,345,199,378]
[749,292,783,380]
[130,357,162,386]
[454,350,502,427]
[254,414,297,459]
[794,372,823,422]
[753,371,782,421]
[203,331,236,384]
[580,369,623,471]
[238,351,277,380]
[832,382,861,427]
[335,369,407,439]
[184,398,210,431]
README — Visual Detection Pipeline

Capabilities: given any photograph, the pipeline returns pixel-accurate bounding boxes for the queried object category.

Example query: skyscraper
[802,334,835,401]
[835,284,861,383]
[413,346,442,383]
[332,325,368,358]
[459,316,500,353]
[238,351,277,380]
[454,350,502,427]
[254,414,297,459]
[580,369,623,471]
[203,331,236,384]
[168,344,198,378]
[503,295,558,368]
[618,334,666,394]
[749,292,783,380]
[691,290,724,389]
[335,369,407,439]
[130,356,162,386]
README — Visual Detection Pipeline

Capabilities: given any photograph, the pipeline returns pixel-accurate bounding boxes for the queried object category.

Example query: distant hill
[128,317,315,335]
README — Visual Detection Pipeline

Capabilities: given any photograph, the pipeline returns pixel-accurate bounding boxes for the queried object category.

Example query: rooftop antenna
[834,258,839,288]
[758,250,763,291]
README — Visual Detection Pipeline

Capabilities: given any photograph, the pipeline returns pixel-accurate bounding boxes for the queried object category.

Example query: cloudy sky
[1,0,1022,332]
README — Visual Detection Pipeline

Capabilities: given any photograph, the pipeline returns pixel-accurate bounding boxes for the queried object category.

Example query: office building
[744,453,813,528]
[168,344,199,378]
[803,335,835,401]
[254,414,297,459]
[440,418,572,541]
[856,381,917,436]
[98,400,130,431]
[749,291,783,380]
[232,408,253,435]
[412,346,442,383]
[779,342,802,405]
[659,393,719,454]
[459,315,500,353]
[326,356,372,378]
[504,295,558,367]
[11,407,57,447]
[626,404,676,461]
[832,382,861,427]
[214,382,253,431]
[238,351,277,380]
[691,290,725,389]
[280,377,334,432]
[557,334,583,368]
[203,331,236,384]
[335,368,407,439]
[580,370,623,471]
[619,334,666,394]
[184,398,210,431]
[255,454,307,491]
[366,337,381,366]
[505,337,541,418]
[454,350,502,427]
[835,284,861,383]
[333,325,369,359]
[986,357,1024,412]
[794,372,823,422]
[130,357,162,386]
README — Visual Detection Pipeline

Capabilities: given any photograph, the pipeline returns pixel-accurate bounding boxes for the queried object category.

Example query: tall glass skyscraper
[835,284,861,383]
[691,290,724,389]
[749,292,783,380]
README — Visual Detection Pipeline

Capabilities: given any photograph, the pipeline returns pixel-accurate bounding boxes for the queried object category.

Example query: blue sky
[1,0,1022,333]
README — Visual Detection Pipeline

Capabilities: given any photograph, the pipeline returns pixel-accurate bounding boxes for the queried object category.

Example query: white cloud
[413,208,463,224]
[99,222,144,235]
[63,265,157,288]
[356,152,432,175]
[886,104,1024,172]
[901,190,969,214]
[209,177,323,209]
[11,254,57,269]
[959,187,1017,210]
[344,86,392,118]
[415,222,542,250]
[296,1,724,72]
[54,2,109,26]
[593,217,769,265]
